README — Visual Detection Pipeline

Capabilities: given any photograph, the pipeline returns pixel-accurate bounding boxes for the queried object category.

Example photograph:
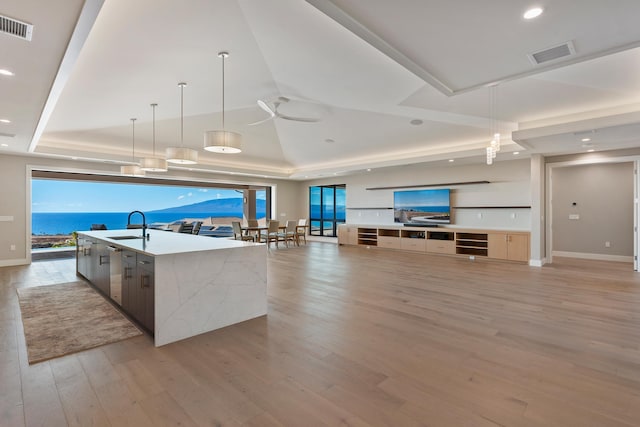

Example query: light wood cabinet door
[338,226,358,245]
[488,233,509,260]
[488,233,529,262]
[507,234,529,262]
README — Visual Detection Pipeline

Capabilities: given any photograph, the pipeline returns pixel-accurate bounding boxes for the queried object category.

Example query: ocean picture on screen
[394,188,451,224]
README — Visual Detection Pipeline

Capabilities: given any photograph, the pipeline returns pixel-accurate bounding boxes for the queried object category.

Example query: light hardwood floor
[2,243,640,426]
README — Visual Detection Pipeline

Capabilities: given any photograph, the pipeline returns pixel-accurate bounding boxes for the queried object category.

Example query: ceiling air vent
[0,14,33,41]
[528,41,575,65]
[0,132,16,138]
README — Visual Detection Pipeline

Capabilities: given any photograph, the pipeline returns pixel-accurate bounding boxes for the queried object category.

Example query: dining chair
[296,218,307,244]
[232,221,255,241]
[284,220,298,247]
[261,220,280,248]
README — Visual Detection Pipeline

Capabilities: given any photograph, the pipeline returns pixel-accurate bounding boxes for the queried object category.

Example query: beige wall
[299,158,532,230]
[551,162,634,258]
[0,153,304,266]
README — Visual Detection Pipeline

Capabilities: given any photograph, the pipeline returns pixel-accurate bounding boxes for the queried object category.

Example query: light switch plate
[569,214,580,220]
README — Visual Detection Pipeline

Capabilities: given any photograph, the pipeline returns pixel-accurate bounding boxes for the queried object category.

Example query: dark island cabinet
[121,250,155,333]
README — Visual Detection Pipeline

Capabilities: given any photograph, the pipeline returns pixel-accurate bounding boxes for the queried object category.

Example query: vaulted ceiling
[2,0,640,179]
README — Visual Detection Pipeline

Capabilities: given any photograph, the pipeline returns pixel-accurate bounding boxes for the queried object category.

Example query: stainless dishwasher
[107,245,122,305]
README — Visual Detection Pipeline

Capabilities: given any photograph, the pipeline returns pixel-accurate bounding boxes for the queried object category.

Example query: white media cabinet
[337,224,530,263]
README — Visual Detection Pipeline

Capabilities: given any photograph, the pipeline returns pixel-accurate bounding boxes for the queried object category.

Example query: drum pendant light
[204,51,242,153]
[166,82,198,164]
[140,103,168,172]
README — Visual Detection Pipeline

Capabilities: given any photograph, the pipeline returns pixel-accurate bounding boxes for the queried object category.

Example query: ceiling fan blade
[257,99,276,117]
[278,114,320,123]
[247,116,274,126]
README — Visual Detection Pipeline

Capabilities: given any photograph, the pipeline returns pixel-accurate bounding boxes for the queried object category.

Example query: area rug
[17,281,142,364]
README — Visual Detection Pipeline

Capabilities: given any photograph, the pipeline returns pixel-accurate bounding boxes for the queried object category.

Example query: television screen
[394,188,451,224]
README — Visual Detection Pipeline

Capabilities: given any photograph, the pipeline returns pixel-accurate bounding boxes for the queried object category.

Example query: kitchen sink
[108,235,144,240]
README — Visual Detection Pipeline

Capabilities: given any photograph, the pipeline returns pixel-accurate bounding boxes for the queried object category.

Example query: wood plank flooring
[2,243,640,426]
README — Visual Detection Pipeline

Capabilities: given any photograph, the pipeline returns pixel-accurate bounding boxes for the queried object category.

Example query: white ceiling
[2,0,640,179]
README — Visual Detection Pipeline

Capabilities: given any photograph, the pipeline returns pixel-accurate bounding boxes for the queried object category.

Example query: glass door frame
[309,184,345,237]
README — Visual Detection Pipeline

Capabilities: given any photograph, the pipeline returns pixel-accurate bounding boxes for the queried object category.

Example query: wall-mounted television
[394,188,451,224]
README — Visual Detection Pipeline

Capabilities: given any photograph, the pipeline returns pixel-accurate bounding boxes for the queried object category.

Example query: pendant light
[204,51,242,153]
[121,118,145,176]
[486,84,500,165]
[166,82,198,164]
[140,103,168,172]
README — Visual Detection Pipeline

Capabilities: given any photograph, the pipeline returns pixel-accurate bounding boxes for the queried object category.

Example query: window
[309,185,345,237]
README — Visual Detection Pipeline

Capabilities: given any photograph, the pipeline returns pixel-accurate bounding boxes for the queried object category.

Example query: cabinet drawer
[426,240,455,254]
[401,238,426,252]
[378,236,402,249]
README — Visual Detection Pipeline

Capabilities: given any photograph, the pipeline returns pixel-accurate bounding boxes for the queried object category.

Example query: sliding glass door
[309,185,345,237]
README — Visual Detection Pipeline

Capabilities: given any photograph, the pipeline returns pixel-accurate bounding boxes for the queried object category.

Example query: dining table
[242,225,287,243]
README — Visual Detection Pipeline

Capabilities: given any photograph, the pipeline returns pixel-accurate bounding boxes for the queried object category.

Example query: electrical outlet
[469,255,475,261]
[605,241,611,248]
[477,213,482,219]
[10,244,16,251]
[510,212,516,219]
[569,214,580,220]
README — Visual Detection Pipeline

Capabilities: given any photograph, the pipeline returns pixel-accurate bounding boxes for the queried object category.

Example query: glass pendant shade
[203,130,242,153]
[120,164,145,176]
[166,147,198,164]
[140,157,168,172]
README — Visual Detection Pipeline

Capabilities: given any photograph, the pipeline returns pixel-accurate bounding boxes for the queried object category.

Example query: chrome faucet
[127,210,147,238]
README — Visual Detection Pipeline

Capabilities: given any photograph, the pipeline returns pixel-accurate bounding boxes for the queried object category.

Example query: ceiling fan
[248,96,320,126]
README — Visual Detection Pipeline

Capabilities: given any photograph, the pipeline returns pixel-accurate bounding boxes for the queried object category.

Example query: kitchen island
[76,229,267,346]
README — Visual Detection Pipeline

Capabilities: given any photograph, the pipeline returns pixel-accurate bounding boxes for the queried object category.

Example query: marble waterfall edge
[154,245,267,346]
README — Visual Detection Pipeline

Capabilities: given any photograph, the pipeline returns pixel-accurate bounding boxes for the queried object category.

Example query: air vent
[528,41,575,65]
[0,132,15,138]
[0,14,33,41]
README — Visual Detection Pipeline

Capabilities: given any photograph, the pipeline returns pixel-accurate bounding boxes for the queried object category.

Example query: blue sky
[32,179,263,212]
[394,189,449,207]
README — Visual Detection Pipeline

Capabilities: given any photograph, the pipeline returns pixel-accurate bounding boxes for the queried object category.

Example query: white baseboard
[552,251,633,263]
[529,258,546,267]
[0,257,29,267]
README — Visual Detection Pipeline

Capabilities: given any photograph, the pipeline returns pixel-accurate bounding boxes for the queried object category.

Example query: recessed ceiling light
[0,69,14,76]
[0,119,10,124]
[448,159,454,162]
[1,143,9,147]
[581,137,591,142]
[366,168,371,172]
[523,7,543,19]
[410,119,423,126]
[71,157,78,160]
[587,149,595,152]
[513,151,520,155]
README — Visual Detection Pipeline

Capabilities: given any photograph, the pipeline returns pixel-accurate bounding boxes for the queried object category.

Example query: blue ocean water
[32,212,245,235]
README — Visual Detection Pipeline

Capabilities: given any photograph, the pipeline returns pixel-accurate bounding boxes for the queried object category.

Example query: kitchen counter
[77,229,267,346]
[81,228,257,255]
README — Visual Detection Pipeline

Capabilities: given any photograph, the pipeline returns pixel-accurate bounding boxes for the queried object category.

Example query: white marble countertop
[78,229,262,256]
[337,223,530,232]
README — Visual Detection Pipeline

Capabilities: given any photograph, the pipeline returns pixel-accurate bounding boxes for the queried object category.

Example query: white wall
[301,158,532,230]
[0,153,304,266]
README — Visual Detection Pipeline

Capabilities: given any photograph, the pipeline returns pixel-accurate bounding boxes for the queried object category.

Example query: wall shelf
[453,206,531,209]
[366,181,490,190]
[346,207,393,210]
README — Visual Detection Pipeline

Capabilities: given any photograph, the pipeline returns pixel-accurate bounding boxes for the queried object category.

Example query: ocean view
[32,212,246,235]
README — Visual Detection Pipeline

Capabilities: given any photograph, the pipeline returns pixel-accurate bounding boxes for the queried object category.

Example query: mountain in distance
[150,197,266,214]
